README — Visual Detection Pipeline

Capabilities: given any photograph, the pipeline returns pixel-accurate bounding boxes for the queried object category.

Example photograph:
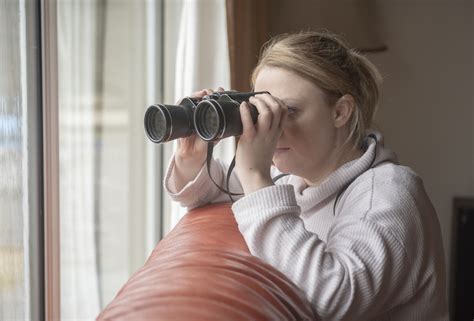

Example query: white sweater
[165,132,449,321]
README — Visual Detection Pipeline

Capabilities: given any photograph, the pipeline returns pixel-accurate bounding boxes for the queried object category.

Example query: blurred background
[0,0,472,320]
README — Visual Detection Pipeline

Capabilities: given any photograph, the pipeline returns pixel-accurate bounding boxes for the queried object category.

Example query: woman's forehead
[254,66,326,102]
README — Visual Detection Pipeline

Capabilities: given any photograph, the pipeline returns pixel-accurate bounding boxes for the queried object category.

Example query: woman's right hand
[173,87,224,189]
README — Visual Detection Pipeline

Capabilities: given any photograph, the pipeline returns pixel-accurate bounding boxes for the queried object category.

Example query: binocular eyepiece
[144,91,264,143]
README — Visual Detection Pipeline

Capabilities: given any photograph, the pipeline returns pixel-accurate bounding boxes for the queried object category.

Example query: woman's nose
[278,129,285,140]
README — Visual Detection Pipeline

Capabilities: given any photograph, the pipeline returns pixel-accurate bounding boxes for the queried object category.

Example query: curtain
[57,2,101,319]
[58,1,152,319]
[166,0,234,230]
[55,0,235,317]
[225,0,386,93]
[265,0,386,53]
[225,0,268,92]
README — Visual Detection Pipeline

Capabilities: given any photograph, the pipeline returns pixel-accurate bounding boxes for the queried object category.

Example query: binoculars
[144,91,266,143]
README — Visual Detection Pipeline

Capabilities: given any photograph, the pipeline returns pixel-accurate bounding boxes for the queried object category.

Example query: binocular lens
[195,101,223,141]
[201,106,219,138]
[144,105,170,143]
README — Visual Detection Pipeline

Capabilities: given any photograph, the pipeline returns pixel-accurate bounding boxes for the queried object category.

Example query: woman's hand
[235,93,288,195]
[173,87,225,191]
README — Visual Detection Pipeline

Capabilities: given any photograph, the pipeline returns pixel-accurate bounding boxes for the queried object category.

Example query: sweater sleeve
[232,184,413,321]
[164,155,244,209]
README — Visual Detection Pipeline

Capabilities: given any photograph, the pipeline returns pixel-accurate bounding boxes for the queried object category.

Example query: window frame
[40,0,60,319]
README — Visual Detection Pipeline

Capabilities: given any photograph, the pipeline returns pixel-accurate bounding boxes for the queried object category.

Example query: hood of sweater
[281,131,399,213]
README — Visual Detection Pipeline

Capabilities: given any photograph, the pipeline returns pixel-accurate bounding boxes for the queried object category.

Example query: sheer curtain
[163,0,233,230]
[55,0,232,319]
[57,2,101,319]
[58,1,150,319]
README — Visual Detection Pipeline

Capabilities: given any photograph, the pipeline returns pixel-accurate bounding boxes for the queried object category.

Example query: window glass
[0,1,25,319]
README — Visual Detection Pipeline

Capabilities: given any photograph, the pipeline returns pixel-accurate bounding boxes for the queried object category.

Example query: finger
[193,135,209,151]
[268,95,289,129]
[254,93,284,130]
[257,94,281,128]
[249,96,273,131]
[189,89,208,100]
[279,104,288,129]
[240,102,256,137]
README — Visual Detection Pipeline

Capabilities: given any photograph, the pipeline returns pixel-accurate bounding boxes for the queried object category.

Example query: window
[0,0,42,320]
[1,0,231,320]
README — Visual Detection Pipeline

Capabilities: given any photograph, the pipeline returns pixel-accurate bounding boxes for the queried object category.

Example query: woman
[165,31,448,321]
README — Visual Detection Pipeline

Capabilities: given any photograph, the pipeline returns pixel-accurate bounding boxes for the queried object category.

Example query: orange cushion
[97,202,316,321]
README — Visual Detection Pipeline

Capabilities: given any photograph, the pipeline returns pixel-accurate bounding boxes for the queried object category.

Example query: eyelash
[287,107,297,114]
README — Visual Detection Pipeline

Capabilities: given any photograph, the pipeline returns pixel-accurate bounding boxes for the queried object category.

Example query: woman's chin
[272,160,291,174]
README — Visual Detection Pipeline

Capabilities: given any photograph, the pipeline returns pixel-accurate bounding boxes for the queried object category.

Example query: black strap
[206,142,243,202]
[207,134,376,208]
[206,141,289,202]
[225,156,238,202]
[272,173,289,183]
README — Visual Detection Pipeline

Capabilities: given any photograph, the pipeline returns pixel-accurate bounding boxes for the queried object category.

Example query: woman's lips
[274,147,290,154]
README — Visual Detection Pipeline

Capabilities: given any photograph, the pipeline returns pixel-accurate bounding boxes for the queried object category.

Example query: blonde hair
[252,31,382,148]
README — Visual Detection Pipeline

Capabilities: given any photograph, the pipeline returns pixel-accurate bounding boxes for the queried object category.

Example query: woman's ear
[333,94,355,128]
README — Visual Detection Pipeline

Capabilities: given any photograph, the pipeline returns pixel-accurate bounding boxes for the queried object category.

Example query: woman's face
[254,66,342,185]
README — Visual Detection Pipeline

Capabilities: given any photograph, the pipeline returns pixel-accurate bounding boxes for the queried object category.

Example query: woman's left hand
[235,93,288,195]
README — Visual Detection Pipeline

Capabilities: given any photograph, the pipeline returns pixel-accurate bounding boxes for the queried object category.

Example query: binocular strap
[206,142,289,203]
[206,134,377,209]
[206,142,243,203]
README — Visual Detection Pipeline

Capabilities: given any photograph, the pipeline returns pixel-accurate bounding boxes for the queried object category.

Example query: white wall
[368,0,473,275]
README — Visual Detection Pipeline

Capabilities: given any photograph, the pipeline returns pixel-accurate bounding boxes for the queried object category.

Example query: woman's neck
[304,144,363,187]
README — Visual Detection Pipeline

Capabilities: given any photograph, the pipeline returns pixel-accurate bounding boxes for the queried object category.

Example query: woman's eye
[287,106,297,114]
